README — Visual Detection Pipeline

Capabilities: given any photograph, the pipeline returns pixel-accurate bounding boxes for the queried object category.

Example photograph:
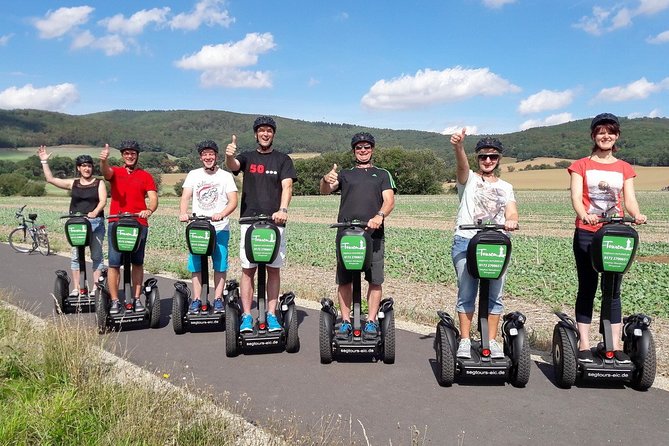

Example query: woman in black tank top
[38,146,108,294]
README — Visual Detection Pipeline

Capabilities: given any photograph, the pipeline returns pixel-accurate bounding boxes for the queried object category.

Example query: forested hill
[1,109,668,166]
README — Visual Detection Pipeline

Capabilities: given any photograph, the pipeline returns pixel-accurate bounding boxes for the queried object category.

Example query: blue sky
[1,0,668,135]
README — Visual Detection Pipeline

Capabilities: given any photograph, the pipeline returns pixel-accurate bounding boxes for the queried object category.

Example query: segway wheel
[319,310,334,364]
[225,304,240,357]
[436,324,455,386]
[381,309,395,364]
[148,288,161,329]
[508,330,531,388]
[552,325,576,388]
[96,288,110,334]
[172,291,187,335]
[53,275,69,314]
[629,332,656,391]
[285,304,300,353]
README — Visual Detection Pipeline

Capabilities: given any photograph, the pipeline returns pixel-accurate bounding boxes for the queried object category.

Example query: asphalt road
[1,243,668,445]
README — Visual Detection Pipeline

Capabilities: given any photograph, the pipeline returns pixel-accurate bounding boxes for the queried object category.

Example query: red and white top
[568,157,636,232]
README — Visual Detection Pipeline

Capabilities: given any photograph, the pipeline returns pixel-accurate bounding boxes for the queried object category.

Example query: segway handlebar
[60,212,91,219]
[330,220,367,230]
[106,212,141,219]
[459,221,508,231]
[239,214,271,224]
[187,214,213,222]
[598,215,642,224]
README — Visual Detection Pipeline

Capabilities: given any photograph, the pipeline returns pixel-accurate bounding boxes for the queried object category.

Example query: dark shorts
[336,238,385,286]
[107,222,148,267]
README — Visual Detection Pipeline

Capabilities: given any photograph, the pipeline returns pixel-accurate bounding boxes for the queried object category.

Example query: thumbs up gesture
[323,163,339,184]
[225,135,237,157]
[450,128,466,150]
[100,143,110,161]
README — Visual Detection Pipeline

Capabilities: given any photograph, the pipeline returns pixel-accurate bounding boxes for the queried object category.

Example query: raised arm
[450,128,470,185]
[38,146,73,190]
[99,144,114,181]
[225,135,241,172]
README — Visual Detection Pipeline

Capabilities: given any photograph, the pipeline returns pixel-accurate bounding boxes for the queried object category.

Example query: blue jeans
[188,230,230,273]
[70,217,105,271]
[451,235,505,314]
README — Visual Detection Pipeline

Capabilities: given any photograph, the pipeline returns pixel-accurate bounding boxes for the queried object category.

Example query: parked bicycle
[9,205,50,255]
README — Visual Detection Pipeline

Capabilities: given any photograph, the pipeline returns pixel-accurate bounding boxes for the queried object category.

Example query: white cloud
[361,67,521,110]
[647,29,669,43]
[71,31,127,56]
[0,83,79,111]
[575,1,669,35]
[0,34,13,46]
[441,125,479,136]
[176,33,275,88]
[519,113,573,131]
[518,89,575,114]
[636,0,669,15]
[34,6,94,39]
[170,0,234,31]
[594,77,669,101]
[101,8,170,36]
[628,108,664,118]
[308,78,320,87]
[482,0,516,9]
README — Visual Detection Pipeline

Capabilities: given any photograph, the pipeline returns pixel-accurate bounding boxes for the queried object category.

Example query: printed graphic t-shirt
[567,157,636,232]
[183,167,238,231]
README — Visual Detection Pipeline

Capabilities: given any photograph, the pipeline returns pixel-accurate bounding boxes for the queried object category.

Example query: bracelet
[279,207,288,213]
[40,160,48,164]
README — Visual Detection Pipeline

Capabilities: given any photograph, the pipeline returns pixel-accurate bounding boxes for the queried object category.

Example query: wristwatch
[376,211,386,218]
[279,207,288,213]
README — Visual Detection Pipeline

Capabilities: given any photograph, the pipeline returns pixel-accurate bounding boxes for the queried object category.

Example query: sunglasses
[354,144,373,151]
[477,154,500,161]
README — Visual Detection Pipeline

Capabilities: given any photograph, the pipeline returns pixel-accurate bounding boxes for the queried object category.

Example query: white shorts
[239,224,287,269]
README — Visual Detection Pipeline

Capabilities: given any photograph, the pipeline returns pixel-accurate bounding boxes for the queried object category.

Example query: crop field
[1,191,667,319]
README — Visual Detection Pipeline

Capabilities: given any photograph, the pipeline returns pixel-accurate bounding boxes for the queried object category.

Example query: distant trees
[293,147,448,195]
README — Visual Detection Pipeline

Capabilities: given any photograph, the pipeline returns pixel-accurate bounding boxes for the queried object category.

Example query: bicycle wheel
[36,228,50,256]
[8,227,31,253]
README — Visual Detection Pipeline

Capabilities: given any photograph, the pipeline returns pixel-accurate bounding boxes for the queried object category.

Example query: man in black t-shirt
[225,116,297,333]
[320,132,396,339]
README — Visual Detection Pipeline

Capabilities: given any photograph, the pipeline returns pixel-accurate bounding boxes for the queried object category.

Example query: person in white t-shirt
[179,140,238,314]
[449,129,519,359]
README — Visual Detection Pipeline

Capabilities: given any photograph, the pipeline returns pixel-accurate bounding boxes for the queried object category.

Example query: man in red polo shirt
[100,140,158,314]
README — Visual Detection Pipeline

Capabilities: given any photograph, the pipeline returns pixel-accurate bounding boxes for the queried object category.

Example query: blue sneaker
[240,313,254,333]
[363,320,379,339]
[188,299,201,315]
[213,298,224,314]
[266,313,282,332]
[337,320,352,339]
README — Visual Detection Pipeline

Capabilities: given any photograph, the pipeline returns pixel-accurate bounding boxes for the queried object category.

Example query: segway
[172,215,240,334]
[96,213,161,333]
[319,220,395,364]
[552,215,656,390]
[53,214,96,314]
[434,221,530,386]
[225,215,299,356]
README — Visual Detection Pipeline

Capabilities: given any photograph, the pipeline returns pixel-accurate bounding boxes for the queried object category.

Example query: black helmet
[196,140,219,154]
[590,113,619,131]
[475,137,505,153]
[118,140,141,153]
[75,154,94,166]
[253,116,277,133]
[350,132,375,149]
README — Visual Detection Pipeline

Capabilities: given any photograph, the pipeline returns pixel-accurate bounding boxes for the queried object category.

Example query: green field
[1,192,667,319]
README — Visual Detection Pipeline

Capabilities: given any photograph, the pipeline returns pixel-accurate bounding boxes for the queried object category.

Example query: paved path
[1,243,668,445]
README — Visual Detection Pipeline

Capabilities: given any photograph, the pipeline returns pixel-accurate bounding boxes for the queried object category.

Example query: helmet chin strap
[355,156,372,165]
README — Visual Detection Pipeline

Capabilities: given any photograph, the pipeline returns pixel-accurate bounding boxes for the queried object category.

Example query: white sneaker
[489,339,504,358]
[69,289,79,297]
[457,338,472,358]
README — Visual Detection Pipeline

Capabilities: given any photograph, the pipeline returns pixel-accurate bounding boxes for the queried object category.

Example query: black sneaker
[614,351,631,363]
[578,350,594,363]
[109,300,122,314]
[133,298,145,312]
